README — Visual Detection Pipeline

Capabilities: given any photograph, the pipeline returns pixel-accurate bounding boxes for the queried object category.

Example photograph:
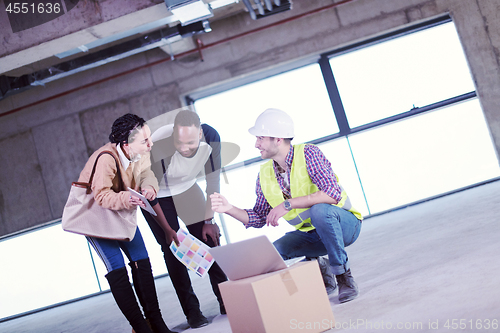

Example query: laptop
[209,235,305,280]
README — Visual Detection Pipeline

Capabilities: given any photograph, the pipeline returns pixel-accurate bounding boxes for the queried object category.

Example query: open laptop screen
[209,235,302,280]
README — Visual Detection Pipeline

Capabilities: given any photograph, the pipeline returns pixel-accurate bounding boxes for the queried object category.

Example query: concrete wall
[0,0,499,236]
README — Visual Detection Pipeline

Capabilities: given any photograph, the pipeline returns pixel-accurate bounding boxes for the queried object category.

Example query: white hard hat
[248,108,295,138]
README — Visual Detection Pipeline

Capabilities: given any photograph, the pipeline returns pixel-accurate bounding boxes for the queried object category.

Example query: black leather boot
[335,269,359,303]
[317,256,337,295]
[129,258,176,333]
[105,267,153,333]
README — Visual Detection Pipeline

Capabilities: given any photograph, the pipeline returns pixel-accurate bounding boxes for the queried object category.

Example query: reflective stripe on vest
[260,143,363,232]
[287,209,313,228]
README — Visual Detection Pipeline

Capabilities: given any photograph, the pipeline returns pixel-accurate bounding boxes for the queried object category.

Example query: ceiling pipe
[0,20,211,100]
[0,0,354,119]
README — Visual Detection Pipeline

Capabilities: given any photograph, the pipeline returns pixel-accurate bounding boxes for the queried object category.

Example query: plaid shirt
[245,144,342,228]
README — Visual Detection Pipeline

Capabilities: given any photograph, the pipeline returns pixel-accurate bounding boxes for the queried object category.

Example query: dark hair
[270,137,294,143]
[109,113,146,145]
[174,110,201,129]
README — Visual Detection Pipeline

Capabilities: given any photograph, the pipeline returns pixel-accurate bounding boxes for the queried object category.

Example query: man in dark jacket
[142,110,227,328]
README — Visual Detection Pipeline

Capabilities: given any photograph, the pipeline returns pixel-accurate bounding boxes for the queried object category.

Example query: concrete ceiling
[0,0,247,77]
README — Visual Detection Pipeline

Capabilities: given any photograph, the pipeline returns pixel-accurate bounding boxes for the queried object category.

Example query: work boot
[105,267,154,333]
[317,256,337,295]
[335,269,359,303]
[129,259,176,333]
[187,310,209,328]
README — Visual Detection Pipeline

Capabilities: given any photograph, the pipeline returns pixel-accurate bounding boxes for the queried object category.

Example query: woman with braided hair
[79,113,178,333]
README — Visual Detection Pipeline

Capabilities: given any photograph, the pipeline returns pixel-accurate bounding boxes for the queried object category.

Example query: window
[192,17,499,240]
[0,212,168,320]
[347,98,499,213]
[195,63,338,166]
[329,22,476,128]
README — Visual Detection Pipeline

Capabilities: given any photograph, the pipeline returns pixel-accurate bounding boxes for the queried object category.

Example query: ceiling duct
[242,0,291,20]
[165,0,214,25]
[0,21,211,100]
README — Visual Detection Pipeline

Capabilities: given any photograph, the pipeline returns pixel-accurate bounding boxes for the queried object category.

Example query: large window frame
[187,14,494,214]
[320,15,476,140]
[189,15,477,158]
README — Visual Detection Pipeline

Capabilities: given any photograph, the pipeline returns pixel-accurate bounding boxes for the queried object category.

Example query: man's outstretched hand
[210,192,233,213]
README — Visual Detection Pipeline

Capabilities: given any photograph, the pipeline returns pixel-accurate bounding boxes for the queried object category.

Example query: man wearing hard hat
[211,108,363,303]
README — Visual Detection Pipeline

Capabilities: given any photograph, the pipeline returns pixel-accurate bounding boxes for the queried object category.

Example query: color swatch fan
[169,228,215,278]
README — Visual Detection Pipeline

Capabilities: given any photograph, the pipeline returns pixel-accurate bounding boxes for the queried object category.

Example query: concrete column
[437,0,500,162]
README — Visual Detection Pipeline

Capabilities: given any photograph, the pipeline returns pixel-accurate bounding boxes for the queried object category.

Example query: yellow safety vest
[260,144,363,232]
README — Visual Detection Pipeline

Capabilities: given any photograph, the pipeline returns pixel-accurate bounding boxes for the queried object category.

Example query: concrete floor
[2,180,500,333]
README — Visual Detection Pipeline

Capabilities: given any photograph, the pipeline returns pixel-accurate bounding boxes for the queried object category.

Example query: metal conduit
[0,0,354,119]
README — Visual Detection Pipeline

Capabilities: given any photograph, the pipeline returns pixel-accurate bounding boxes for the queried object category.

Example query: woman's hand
[129,195,146,208]
[140,188,156,201]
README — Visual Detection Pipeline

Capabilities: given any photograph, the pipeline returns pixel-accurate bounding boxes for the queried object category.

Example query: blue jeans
[86,228,149,273]
[273,204,362,275]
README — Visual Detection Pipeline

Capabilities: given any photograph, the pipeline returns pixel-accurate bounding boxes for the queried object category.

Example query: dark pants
[141,184,227,318]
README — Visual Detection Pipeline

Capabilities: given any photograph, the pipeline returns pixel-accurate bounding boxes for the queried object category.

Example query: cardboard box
[219,261,335,333]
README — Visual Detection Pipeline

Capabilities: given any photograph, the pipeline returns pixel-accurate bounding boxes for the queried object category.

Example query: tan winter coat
[78,142,159,211]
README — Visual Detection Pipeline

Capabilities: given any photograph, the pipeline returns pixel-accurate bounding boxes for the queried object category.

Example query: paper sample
[169,228,215,278]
